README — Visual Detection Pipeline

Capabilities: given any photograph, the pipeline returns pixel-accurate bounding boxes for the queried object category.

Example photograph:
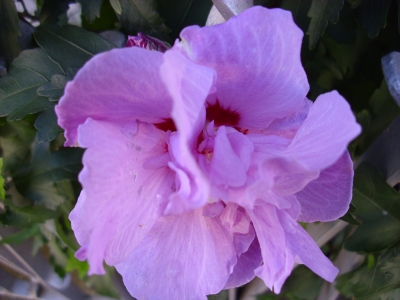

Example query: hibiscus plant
[0,1,400,300]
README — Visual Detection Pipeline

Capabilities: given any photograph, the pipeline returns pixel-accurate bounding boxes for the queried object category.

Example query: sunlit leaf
[110,0,122,14]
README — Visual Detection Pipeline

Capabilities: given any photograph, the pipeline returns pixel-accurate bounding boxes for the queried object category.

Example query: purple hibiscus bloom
[56,6,361,300]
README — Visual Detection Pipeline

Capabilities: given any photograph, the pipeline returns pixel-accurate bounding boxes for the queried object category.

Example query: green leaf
[337,242,400,299]
[207,290,228,300]
[340,203,360,225]
[37,74,69,101]
[34,105,63,143]
[325,1,357,44]
[13,141,83,207]
[0,48,64,120]
[0,197,59,228]
[307,0,344,49]
[0,224,40,244]
[345,163,400,253]
[0,119,36,173]
[336,255,388,298]
[39,0,75,24]
[0,158,5,199]
[109,0,122,14]
[81,0,119,31]
[78,0,104,22]
[258,265,324,300]
[353,163,400,222]
[0,0,21,66]
[66,248,89,278]
[34,24,115,71]
[157,0,213,42]
[116,0,169,38]
[345,217,400,252]
[357,0,392,38]
[362,256,400,299]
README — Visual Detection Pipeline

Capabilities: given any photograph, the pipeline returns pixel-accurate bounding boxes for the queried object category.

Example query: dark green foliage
[337,242,400,299]
[339,203,360,225]
[78,0,104,22]
[307,0,344,49]
[258,266,324,300]
[1,1,400,299]
[345,163,400,253]
[0,197,59,228]
[158,0,213,42]
[357,0,393,38]
[115,0,169,38]
[0,0,21,67]
[0,49,63,120]
[39,0,76,24]
[34,106,63,143]
[13,141,83,206]
[34,24,115,71]
[207,290,228,300]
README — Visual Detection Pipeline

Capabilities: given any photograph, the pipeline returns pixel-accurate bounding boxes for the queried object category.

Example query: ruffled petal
[70,119,175,274]
[210,126,254,187]
[286,91,361,171]
[263,98,313,139]
[296,151,353,222]
[56,47,172,146]
[278,210,338,283]
[160,50,215,214]
[179,6,309,129]
[116,209,237,300]
[224,238,262,289]
[248,204,287,291]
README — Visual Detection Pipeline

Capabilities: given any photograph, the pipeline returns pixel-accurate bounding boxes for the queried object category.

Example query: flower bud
[126,33,170,52]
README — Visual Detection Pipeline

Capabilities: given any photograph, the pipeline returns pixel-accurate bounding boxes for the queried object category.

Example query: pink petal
[220,203,255,255]
[224,238,262,289]
[179,7,309,129]
[116,209,237,299]
[56,47,172,146]
[263,98,313,139]
[296,151,353,222]
[70,119,175,274]
[286,91,361,171]
[210,126,253,187]
[248,204,287,291]
[160,50,215,214]
[278,210,338,283]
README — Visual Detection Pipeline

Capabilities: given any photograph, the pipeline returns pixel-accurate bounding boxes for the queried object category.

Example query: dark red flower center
[206,101,240,127]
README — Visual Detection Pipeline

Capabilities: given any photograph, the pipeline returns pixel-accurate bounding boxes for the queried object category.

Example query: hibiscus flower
[56,6,361,300]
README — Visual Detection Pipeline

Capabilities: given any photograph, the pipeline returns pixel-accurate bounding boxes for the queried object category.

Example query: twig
[0,291,41,300]
[1,242,70,300]
[0,254,35,282]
